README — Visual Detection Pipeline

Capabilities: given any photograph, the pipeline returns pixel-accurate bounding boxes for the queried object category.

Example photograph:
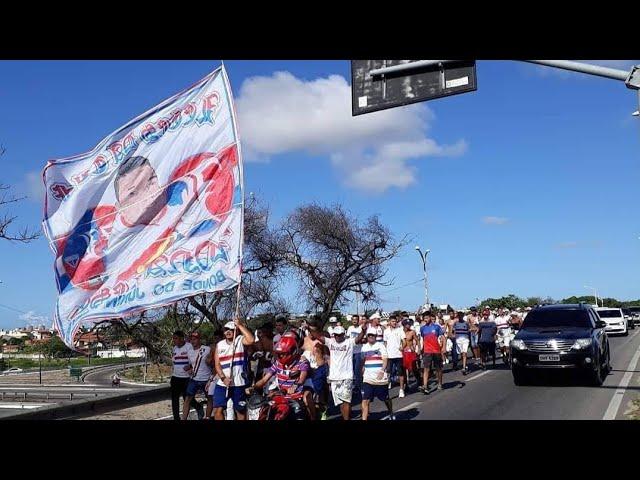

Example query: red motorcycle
[246,388,308,421]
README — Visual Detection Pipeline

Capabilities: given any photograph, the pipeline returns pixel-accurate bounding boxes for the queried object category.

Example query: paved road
[343,329,640,420]
[0,362,153,418]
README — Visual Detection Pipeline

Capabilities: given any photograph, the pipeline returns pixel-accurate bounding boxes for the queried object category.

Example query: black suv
[510,304,611,386]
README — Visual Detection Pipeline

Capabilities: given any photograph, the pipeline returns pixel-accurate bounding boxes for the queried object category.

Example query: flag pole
[222,59,245,403]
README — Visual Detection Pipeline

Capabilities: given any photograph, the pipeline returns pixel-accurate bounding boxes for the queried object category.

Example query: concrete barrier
[2,384,170,420]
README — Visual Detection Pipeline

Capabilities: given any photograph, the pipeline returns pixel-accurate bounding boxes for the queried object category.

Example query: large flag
[42,65,243,347]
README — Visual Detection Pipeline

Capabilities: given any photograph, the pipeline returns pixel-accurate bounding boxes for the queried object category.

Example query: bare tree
[0,146,40,242]
[279,203,408,327]
[187,194,285,324]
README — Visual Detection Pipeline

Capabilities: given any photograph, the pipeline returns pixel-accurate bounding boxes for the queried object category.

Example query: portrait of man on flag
[42,66,243,346]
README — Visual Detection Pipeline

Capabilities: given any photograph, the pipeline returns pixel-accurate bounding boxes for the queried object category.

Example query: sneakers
[320,410,328,421]
[399,389,405,398]
[388,382,393,390]
[437,384,444,391]
[463,368,468,376]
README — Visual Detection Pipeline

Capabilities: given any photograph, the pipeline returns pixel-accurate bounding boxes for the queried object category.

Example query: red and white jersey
[172,342,194,378]
[495,315,510,330]
[215,336,246,387]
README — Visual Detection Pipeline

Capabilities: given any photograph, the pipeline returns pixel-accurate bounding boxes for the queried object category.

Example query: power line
[0,302,29,315]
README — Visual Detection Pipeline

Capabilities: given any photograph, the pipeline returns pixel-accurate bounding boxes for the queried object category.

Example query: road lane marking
[380,401,422,420]
[603,341,640,420]
[465,370,493,382]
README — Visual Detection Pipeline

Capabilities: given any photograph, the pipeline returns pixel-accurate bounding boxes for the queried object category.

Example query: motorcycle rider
[252,335,314,419]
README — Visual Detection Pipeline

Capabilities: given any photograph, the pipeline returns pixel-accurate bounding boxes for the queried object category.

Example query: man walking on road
[467,307,481,361]
[420,312,445,393]
[384,315,406,396]
[170,330,203,421]
[181,332,212,420]
[318,324,367,420]
[361,329,395,420]
[212,319,255,420]
[453,312,471,375]
[347,314,366,400]
[478,308,498,369]
[401,318,422,391]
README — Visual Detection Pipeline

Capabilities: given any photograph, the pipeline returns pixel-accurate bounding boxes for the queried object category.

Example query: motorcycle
[246,388,308,421]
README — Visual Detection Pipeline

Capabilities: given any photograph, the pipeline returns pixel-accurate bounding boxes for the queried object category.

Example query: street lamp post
[415,246,431,310]
[584,285,599,307]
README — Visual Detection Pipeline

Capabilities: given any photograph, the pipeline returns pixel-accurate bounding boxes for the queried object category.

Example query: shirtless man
[401,319,422,392]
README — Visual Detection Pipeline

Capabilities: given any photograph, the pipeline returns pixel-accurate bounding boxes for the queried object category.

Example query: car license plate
[539,354,560,362]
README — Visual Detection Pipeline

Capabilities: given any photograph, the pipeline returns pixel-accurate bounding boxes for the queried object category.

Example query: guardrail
[1,384,170,420]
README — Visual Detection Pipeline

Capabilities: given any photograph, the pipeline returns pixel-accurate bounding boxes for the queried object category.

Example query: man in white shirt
[181,331,213,420]
[346,314,366,399]
[317,325,366,420]
[212,320,255,420]
[361,329,395,420]
[327,316,339,338]
[171,330,203,420]
[383,315,406,396]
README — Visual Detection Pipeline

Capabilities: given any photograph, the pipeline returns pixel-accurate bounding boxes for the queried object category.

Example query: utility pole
[415,246,431,310]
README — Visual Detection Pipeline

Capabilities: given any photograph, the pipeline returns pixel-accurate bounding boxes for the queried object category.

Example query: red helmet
[282,329,304,348]
[273,335,299,366]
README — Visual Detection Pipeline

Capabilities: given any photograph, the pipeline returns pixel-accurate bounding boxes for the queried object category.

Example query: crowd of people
[169,305,531,420]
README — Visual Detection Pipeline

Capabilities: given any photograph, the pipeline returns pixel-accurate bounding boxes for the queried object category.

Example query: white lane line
[603,343,640,420]
[380,401,422,420]
[465,370,493,382]
[0,403,46,409]
[155,414,174,420]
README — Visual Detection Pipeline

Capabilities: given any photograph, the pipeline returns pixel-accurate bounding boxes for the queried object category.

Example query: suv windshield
[521,309,591,329]
[628,307,640,314]
[597,309,622,318]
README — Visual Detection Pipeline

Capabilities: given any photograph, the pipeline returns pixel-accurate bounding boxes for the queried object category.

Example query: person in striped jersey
[212,320,255,420]
[361,328,395,420]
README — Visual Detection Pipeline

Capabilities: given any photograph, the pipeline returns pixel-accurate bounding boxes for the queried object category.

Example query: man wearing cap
[212,319,255,420]
[317,323,367,420]
[327,317,338,338]
[368,313,385,346]
[181,331,213,420]
[361,328,395,420]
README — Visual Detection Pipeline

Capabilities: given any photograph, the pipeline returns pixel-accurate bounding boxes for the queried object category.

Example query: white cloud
[19,310,48,325]
[236,71,467,193]
[482,216,509,225]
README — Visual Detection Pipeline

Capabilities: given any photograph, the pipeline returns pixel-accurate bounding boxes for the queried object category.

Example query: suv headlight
[571,338,592,350]
[511,339,527,350]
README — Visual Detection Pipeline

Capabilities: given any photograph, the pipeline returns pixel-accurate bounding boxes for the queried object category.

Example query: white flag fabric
[42,66,243,347]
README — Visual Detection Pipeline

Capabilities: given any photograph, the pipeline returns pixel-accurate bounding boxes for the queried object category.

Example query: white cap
[333,326,345,335]
[224,321,236,330]
[329,316,338,323]
[369,312,381,320]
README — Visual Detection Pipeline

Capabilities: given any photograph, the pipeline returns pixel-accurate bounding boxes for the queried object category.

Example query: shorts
[211,384,247,412]
[185,379,208,397]
[311,364,329,393]
[470,332,479,348]
[387,358,403,378]
[456,337,470,355]
[330,379,353,405]
[402,351,417,370]
[362,383,389,402]
[479,341,496,356]
[422,353,443,370]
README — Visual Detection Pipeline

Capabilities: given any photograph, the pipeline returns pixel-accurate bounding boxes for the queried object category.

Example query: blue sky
[0,60,638,328]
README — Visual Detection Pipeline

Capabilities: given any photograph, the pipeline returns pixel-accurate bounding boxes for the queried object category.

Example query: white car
[1,367,24,375]
[595,307,628,336]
